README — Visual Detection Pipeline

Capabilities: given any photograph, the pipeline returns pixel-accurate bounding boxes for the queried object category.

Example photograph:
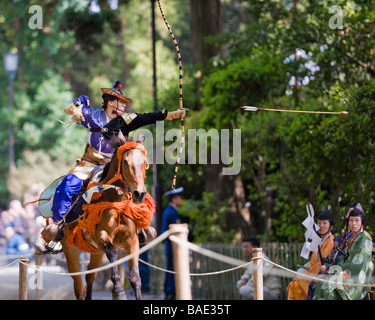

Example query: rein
[67,141,154,252]
[107,141,147,184]
[85,141,147,202]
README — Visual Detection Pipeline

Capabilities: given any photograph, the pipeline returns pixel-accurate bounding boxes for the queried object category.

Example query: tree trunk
[189,0,223,65]
[248,154,272,238]
[190,1,256,240]
[189,0,223,109]
[205,164,257,240]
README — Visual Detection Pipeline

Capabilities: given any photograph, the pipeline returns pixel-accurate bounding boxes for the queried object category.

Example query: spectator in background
[0,210,7,254]
[4,226,31,261]
[161,187,184,300]
[23,182,45,220]
[0,210,12,237]
[23,182,45,245]
[7,200,27,236]
[236,237,282,300]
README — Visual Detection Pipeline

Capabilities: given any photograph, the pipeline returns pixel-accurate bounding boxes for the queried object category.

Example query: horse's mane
[101,154,115,181]
[100,135,124,180]
[107,134,126,149]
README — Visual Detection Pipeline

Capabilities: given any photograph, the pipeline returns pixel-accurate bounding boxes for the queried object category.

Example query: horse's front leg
[104,241,126,300]
[85,253,104,300]
[129,255,142,300]
[124,236,142,300]
[61,242,86,300]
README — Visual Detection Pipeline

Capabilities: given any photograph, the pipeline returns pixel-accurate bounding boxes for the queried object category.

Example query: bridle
[83,141,148,204]
[107,141,148,186]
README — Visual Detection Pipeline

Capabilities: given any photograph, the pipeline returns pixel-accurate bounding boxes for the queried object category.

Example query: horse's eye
[123,159,128,165]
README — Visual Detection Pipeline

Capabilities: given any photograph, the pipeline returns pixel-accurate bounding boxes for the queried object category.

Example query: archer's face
[106,99,126,119]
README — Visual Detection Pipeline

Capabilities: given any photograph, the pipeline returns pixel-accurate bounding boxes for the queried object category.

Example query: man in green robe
[313,203,373,300]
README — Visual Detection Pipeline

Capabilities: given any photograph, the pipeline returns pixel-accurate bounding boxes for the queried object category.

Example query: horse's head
[116,133,149,204]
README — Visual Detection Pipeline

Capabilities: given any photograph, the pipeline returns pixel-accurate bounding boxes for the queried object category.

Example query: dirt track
[0,254,162,300]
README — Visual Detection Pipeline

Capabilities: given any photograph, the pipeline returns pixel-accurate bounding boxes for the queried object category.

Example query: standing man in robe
[161,187,184,300]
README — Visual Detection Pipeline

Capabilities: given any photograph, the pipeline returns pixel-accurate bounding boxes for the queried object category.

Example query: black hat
[317,209,334,226]
[346,202,366,225]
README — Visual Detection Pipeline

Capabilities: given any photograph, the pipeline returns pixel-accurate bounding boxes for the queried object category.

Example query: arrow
[241,106,348,115]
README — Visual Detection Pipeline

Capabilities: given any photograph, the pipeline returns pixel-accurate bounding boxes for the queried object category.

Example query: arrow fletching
[241,106,258,112]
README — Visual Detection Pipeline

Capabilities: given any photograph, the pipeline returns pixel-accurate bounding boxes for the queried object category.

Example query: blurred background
[0,0,374,245]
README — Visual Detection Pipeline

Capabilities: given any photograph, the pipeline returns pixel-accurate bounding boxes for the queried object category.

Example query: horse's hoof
[112,291,127,300]
[138,227,157,245]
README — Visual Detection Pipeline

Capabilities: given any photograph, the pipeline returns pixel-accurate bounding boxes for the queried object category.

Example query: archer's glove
[64,102,85,124]
[64,95,89,124]
[166,108,188,120]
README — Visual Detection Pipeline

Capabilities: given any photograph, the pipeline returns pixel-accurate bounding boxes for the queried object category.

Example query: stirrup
[44,241,63,254]
[41,221,65,242]
[55,222,65,241]
[36,239,63,255]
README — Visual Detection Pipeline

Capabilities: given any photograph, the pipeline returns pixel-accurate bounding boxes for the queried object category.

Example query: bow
[157,0,185,190]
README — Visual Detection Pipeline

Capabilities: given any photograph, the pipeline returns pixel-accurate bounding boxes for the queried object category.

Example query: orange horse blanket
[66,192,155,253]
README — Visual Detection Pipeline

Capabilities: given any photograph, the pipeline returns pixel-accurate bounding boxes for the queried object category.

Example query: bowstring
[157,0,184,190]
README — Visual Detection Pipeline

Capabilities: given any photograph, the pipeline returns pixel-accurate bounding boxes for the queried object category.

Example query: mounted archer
[40,80,187,248]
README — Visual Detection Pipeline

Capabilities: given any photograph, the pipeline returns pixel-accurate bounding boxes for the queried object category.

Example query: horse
[60,133,153,300]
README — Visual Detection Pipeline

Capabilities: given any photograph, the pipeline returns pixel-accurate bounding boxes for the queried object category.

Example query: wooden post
[253,248,263,300]
[170,223,192,300]
[34,254,42,299]
[18,257,29,300]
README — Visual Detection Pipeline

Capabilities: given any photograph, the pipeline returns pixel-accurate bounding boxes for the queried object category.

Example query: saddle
[38,165,105,222]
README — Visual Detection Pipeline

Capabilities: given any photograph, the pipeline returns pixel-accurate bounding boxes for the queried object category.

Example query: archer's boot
[41,219,64,242]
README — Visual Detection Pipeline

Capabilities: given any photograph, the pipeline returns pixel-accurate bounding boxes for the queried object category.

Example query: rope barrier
[169,235,249,267]
[139,258,253,277]
[15,228,174,277]
[263,257,375,288]
[0,254,32,260]
[0,258,22,271]
[0,229,373,290]
[168,236,375,288]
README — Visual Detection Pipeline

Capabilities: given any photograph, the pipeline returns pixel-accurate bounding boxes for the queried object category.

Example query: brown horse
[61,134,152,300]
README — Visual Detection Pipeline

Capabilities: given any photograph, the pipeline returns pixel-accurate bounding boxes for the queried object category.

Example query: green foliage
[0,0,374,244]
[60,5,121,54]
[179,192,236,243]
[15,74,76,153]
[197,0,375,241]
[200,47,288,129]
